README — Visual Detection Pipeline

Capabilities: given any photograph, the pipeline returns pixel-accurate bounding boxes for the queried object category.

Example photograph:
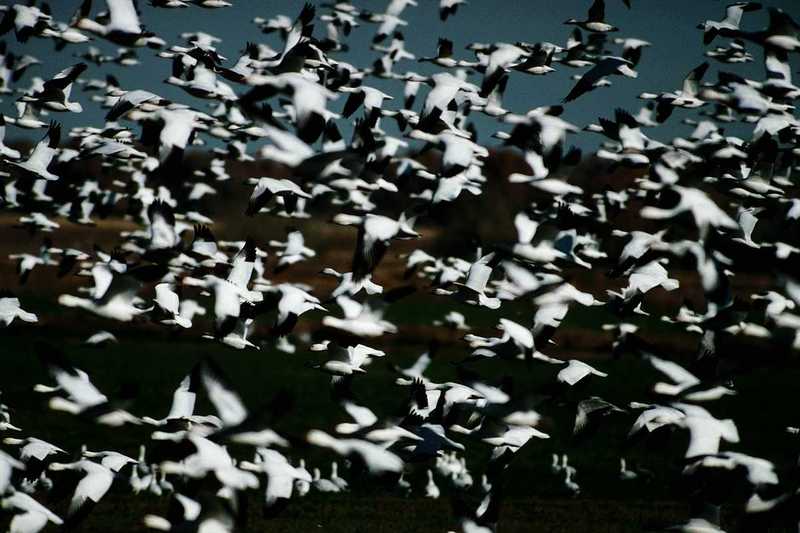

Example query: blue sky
[2,0,798,149]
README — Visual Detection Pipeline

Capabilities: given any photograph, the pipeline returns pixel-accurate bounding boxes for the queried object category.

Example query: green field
[2,287,800,532]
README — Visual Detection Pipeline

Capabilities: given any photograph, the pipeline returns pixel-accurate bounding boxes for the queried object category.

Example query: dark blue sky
[3,0,798,149]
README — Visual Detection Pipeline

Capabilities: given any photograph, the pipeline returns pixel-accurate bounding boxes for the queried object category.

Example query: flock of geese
[0,0,799,531]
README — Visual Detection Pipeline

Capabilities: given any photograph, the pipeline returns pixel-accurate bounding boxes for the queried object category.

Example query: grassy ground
[2,318,800,531]
[1,210,799,531]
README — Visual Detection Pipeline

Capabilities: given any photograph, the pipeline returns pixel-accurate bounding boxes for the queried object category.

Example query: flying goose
[58,263,164,322]
[48,459,114,525]
[270,228,316,272]
[646,354,735,401]
[239,448,311,511]
[564,0,619,33]
[0,291,38,326]
[71,0,165,47]
[639,62,709,122]
[20,63,86,113]
[564,57,637,102]
[0,490,63,532]
[35,342,140,426]
[7,122,61,181]
[306,430,404,474]
[698,2,763,44]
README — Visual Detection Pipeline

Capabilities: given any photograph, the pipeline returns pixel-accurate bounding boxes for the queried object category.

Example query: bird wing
[200,358,248,427]
[647,355,699,386]
[587,0,606,22]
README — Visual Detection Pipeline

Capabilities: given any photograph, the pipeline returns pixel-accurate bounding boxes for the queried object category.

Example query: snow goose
[0,291,38,326]
[105,89,170,122]
[0,4,53,42]
[698,2,762,44]
[646,354,735,401]
[618,458,637,481]
[322,294,398,337]
[153,283,192,328]
[0,114,21,159]
[312,341,385,377]
[140,366,199,427]
[564,0,618,33]
[239,448,311,511]
[71,0,165,47]
[35,342,140,426]
[58,263,164,322]
[48,459,114,525]
[0,449,24,493]
[641,185,738,237]
[307,430,404,474]
[671,403,739,458]
[7,122,60,181]
[351,213,419,283]
[0,490,63,532]
[425,469,440,498]
[557,360,608,386]
[245,177,311,216]
[511,44,555,76]
[564,57,637,102]
[268,283,326,336]
[2,437,65,483]
[270,228,315,272]
[81,449,137,473]
[334,400,420,445]
[639,62,709,122]
[608,229,667,277]
[442,252,500,310]
[20,63,86,113]
[330,462,348,491]
[311,467,341,493]
[160,433,258,489]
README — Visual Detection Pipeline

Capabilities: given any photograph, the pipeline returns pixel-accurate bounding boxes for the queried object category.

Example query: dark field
[2,282,800,532]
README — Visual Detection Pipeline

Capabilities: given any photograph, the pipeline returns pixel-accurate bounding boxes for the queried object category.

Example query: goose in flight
[35,342,140,426]
[672,403,740,458]
[58,263,164,322]
[160,433,259,489]
[698,2,763,45]
[0,291,38,326]
[0,114,22,160]
[640,185,738,237]
[564,0,619,33]
[311,341,385,377]
[0,450,23,494]
[646,354,735,401]
[239,448,312,511]
[723,7,800,52]
[639,62,709,122]
[6,122,61,181]
[71,0,165,47]
[105,89,170,122]
[19,63,86,113]
[153,283,192,328]
[0,490,63,532]
[245,177,311,216]
[0,4,53,43]
[270,228,316,272]
[440,252,501,309]
[48,459,114,526]
[322,294,398,337]
[351,213,419,284]
[140,367,201,428]
[564,57,637,102]
[307,430,404,474]
[557,360,608,386]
